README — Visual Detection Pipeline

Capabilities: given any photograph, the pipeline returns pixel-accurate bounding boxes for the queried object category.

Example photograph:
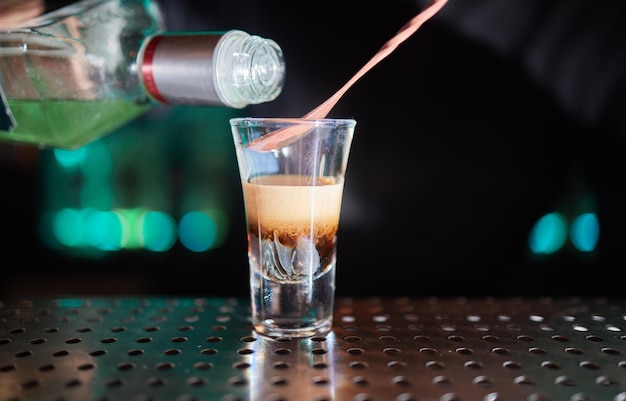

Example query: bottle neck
[139,30,285,108]
[140,34,223,106]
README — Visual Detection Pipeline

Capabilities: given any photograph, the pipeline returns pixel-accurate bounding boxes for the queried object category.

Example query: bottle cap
[140,30,285,107]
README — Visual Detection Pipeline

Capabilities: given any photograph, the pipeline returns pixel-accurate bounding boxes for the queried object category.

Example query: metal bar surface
[0,296,625,401]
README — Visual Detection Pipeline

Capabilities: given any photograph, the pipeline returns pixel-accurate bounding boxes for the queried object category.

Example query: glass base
[253,318,332,339]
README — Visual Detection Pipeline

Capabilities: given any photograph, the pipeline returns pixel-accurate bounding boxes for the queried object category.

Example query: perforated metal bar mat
[1,296,625,401]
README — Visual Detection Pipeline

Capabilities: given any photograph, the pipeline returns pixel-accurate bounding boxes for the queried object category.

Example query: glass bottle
[0,0,286,149]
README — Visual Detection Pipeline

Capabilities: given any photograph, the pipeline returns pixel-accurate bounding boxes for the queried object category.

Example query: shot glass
[230,117,356,338]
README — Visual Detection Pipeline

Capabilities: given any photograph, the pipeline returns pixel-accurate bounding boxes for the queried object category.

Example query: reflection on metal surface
[0,297,625,400]
[250,333,337,401]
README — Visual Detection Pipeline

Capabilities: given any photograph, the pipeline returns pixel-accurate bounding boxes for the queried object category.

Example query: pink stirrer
[248,0,449,152]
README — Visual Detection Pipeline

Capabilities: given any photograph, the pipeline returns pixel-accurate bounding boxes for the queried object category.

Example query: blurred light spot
[115,208,144,249]
[85,210,122,251]
[529,212,567,254]
[143,211,177,252]
[53,147,88,170]
[56,299,83,308]
[179,211,217,252]
[52,208,84,247]
[570,213,599,252]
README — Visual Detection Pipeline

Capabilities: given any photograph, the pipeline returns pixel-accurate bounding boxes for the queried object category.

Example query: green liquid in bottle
[0,99,150,149]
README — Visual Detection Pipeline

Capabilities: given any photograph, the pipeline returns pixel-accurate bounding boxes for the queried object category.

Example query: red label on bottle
[141,36,168,104]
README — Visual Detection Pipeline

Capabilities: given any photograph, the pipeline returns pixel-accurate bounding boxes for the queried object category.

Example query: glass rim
[230,117,356,127]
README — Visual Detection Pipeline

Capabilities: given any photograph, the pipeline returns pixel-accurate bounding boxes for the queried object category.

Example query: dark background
[2,0,626,299]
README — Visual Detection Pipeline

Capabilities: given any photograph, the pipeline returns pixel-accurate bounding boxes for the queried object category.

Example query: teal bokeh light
[570,213,599,252]
[143,211,177,252]
[52,208,85,247]
[43,107,242,255]
[178,211,217,252]
[53,147,88,170]
[85,210,123,251]
[529,212,568,254]
[56,299,84,308]
[52,207,123,250]
[51,207,178,252]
